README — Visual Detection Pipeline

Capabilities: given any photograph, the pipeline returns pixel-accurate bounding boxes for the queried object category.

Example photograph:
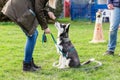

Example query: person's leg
[107,7,120,54]
[24,30,38,62]
[108,7,120,51]
[23,30,39,71]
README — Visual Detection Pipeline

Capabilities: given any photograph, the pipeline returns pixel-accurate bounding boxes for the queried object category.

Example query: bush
[54,0,63,18]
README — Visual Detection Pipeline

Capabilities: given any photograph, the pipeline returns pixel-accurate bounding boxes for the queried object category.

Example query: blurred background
[0,0,109,22]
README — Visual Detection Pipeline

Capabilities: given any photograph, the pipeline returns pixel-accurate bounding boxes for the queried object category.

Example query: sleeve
[34,0,48,30]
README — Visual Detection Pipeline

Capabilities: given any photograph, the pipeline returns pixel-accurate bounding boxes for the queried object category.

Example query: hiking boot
[103,50,114,56]
[31,58,41,70]
[23,61,37,71]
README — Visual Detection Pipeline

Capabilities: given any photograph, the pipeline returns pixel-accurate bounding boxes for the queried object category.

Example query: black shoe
[31,58,41,69]
[23,61,37,71]
[103,51,114,56]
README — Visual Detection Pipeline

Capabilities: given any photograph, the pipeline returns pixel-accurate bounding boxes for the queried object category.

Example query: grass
[0,18,120,80]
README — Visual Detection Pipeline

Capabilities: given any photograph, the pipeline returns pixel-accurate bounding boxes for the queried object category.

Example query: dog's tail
[53,58,102,69]
[81,58,102,69]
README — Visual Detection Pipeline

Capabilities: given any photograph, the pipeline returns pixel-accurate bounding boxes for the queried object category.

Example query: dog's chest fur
[57,38,73,53]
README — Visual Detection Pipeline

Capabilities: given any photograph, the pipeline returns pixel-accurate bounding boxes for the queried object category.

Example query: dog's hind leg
[68,52,81,68]
[65,58,71,67]
[69,58,80,68]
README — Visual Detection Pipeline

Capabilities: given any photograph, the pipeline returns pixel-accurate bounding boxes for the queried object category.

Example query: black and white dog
[53,22,80,69]
[53,22,102,69]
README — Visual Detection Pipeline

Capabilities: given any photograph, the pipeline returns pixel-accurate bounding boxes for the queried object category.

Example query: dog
[53,22,80,69]
[53,22,102,69]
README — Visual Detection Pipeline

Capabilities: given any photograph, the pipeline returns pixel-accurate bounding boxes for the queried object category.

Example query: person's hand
[48,12,56,20]
[107,4,114,10]
[44,28,51,34]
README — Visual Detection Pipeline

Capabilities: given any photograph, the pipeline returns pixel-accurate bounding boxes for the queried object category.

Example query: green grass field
[0,19,120,80]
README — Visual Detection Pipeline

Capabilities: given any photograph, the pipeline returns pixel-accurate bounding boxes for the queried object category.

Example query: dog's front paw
[58,65,66,69]
[58,64,69,69]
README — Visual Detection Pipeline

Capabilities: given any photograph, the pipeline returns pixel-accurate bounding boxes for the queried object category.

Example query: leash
[53,57,102,70]
[41,26,102,69]
[50,33,102,69]
[81,58,102,70]
[42,32,47,43]
[50,33,69,57]
[42,32,68,57]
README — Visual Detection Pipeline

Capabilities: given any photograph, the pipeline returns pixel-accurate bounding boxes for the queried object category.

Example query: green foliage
[0,19,120,80]
[49,0,63,18]
[54,0,63,18]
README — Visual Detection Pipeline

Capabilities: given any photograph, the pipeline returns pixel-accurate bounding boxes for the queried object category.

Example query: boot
[23,61,37,71]
[31,58,41,69]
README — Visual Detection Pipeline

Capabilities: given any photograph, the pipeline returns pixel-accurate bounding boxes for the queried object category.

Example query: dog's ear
[66,23,70,32]
[66,23,70,29]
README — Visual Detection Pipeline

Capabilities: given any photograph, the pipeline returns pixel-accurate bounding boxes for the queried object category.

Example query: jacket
[1,0,49,36]
[35,0,49,30]
[108,0,120,7]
